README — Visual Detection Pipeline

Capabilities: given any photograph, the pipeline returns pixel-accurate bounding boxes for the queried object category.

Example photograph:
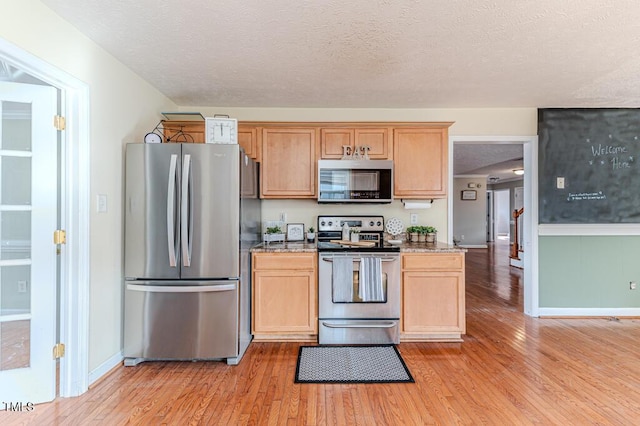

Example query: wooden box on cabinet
[400,252,465,342]
[320,127,392,159]
[260,127,317,198]
[393,126,449,199]
[252,252,317,341]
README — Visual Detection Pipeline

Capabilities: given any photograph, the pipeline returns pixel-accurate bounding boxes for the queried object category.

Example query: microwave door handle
[181,154,192,267]
[166,154,178,267]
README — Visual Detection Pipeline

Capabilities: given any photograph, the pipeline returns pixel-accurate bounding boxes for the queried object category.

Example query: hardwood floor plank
[4,240,640,425]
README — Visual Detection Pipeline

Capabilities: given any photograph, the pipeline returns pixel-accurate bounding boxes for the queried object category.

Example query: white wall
[453,176,488,246]
[0,1,176,371]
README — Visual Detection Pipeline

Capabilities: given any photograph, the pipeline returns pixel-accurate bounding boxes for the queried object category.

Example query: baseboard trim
[89,351,123,387]
[539,307,640,317]
[459,244,488,249]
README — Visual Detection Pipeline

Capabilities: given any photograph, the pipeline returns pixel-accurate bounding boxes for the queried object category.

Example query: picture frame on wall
[461,190,477,200]
[286,223,305,241]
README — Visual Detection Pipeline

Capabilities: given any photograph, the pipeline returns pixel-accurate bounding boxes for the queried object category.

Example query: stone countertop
[251,241,465,253]
[398,241,467,253]
[250,241,318,253]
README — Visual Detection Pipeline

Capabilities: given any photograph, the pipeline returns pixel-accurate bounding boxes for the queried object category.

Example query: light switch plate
[97,194,108,213]
[556,177,565,189]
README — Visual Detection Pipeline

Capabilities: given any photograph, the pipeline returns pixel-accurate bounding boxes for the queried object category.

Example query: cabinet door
[320,128,354,159]
[402,271,465,334]
[252,270,317,334]
[261,128,317,198]
[238,125,259,160]
[393,128,447,198]
[355,128,391,159]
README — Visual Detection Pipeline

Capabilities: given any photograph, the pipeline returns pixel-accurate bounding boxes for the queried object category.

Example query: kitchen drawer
[402,253,464,271]
[252,253,316,270]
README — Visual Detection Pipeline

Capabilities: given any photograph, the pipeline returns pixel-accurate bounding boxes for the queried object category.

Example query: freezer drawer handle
[167,154,179,267]
[321,321,397,329]
[126,283,236,293]
[181,154,193,267]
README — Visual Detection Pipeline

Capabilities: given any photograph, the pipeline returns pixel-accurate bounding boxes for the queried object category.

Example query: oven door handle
[321,321,397,329]
[322,257,397,262]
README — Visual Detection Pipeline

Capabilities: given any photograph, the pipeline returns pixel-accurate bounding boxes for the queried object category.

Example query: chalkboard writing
[539,109,640,223]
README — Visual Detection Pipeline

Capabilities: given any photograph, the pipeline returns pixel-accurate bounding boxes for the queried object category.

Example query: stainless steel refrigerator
[123,143,260,366]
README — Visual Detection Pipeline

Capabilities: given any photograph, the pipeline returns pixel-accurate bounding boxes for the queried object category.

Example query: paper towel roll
[402,200,433,209]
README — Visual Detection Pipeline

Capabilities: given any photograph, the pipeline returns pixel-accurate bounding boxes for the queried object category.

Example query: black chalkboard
[539,108,640,223]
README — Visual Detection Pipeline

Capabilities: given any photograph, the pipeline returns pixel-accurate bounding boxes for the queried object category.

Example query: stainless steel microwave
[317,160,393,203]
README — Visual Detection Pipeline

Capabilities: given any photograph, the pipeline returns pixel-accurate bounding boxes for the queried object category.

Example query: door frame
[486,189,494,242]
[0,37,91,396]
[449,135,539,317]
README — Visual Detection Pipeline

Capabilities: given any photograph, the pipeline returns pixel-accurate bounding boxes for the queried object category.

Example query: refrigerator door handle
[167,154,179,267]
[126,283,237,293]
[181,154,193,267]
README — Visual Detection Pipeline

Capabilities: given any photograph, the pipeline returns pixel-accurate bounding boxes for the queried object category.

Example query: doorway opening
[449,136,538,317]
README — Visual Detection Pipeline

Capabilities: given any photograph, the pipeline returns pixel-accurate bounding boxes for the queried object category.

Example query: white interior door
[0,81,57,403]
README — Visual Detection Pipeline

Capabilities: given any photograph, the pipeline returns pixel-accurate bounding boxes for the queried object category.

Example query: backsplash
[261,199,449,241]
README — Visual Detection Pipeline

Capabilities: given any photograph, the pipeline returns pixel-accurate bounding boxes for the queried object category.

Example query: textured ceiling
[454,144,523,183]
[42,0,640,108]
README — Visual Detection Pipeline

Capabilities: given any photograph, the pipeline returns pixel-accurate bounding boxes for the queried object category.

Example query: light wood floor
[4,241,640,425]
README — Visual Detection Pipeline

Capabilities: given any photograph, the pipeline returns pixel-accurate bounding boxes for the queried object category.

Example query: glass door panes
[0,99,33,370]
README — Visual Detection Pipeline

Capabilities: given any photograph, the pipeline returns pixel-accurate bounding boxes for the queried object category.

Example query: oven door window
[332,264,387,303]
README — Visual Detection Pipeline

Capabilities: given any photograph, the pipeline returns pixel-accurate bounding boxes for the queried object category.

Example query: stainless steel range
[317,215,400,345]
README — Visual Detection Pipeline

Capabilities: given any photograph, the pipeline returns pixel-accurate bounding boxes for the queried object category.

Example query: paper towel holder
[402,199,433,209]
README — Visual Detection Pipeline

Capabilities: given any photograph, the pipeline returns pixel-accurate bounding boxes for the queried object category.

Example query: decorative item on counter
[263,226,285,244]
[350,227,361,242]
[406,226,437,243]
[425,226,437,243]
[286,223,305,241]
[341,222,350,240]
[406,226,420,243]
[307,227,316,242]
[385,217,404,245]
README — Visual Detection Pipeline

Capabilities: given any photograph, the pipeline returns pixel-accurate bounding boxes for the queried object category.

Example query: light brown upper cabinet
[260,127,317,198]
[393,126,450,198]
[320,127,391,159]
[238,125,260,161]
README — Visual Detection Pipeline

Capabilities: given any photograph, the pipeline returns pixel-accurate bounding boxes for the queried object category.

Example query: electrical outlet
[556,177,565,189]
[410,213,418,225]
[18,281,27,293]
[461,235,465,240]
[280,212,287,223]
[631,281,637,290]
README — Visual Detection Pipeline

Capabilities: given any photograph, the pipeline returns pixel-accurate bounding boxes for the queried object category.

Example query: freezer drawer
[124,281,238,363]
[318,319,400,345]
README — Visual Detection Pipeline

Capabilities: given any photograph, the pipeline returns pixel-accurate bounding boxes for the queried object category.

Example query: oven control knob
[328,221,333,226]
[377,221,382,226]
[320,221,326,227]
[369,221,374,226]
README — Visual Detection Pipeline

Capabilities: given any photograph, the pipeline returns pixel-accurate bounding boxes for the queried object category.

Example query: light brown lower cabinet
[400,252,466,342]
[251,252,317,341]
